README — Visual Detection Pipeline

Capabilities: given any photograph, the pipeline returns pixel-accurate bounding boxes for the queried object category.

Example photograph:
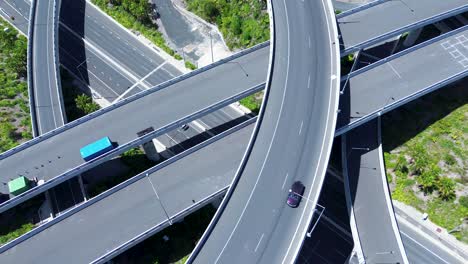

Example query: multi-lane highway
[0,120,255,264]
[336,25,468,135]
[190,0,340,263]
[342,117,408,264]
[338,0,468,55]
[0,45,268,213]
[29,0,65,135]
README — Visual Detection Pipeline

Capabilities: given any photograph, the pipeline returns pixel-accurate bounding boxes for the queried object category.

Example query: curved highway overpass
[342,117,408,264]
[28,0,65,136]
[189,0,340,262]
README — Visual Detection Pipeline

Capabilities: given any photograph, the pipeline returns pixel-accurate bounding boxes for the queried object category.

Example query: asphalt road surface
[0,45,268,207]
[190,0,340,262]
[338,0,468,55]
[31,0,66,134]
[343,117,408,263]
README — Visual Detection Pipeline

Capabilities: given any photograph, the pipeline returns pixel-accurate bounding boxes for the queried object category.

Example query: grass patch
[0,17,32,152]
[0,197,43,245]
[185,0,270,49]
[113,204,216,264]
[383,81,468,242]
[240,91,263,114]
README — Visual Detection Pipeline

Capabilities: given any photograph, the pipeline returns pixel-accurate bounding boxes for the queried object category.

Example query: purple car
[287,181,305,208]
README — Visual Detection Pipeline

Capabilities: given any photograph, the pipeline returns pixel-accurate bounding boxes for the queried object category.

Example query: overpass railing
[0,40,269,160]
[341,4,468,56]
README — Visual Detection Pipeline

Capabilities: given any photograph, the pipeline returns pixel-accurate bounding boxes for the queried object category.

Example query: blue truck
[80,137,114,161]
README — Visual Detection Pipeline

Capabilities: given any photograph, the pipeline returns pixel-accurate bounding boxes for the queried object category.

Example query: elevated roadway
[338,0,468,56]
[29,0,65,135]
[0,120,255,264]
[342,117,408,264]
[0,45,268,213]
[336,25,468,135]
[189,0,340,262]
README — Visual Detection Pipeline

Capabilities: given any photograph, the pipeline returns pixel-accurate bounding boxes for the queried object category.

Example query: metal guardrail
[341,25,468,81]
[0,40,269,160]
[0,83,263,214]
[0,117,256,254]
[335,70,468,137]
[26,0,39,137]
[336,0,390,19]
[341,4,468,56]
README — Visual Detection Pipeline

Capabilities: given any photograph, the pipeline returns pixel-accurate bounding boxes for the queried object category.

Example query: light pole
[209,30,214,63]
[226,61,249,77]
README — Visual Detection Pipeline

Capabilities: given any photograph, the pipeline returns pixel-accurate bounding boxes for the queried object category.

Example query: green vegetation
[383,82,468,242]
[186,0,270,49]
[92,0,189,66]
[87,147,157,197]
[185,60,198,70]
[0,18,32,152]
[61,68,101,121]
[240,91,263,114]
[0,197,43,245]
[113,204,216,264]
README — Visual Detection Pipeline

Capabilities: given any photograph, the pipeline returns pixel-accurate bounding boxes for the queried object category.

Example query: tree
[75,94,100,114]
[417,164,440,194]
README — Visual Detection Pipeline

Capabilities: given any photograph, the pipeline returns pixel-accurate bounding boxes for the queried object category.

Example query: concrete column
[433,22,451,34]
[78,175,88,202]
[142,140,161,162]
[402,27,423,48]
[137,127,161,162]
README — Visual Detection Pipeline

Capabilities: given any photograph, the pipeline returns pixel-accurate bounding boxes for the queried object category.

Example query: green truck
[8,176,32,196]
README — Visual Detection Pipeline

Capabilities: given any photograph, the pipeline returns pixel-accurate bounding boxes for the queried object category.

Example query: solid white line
[377,117,409,263]
[4,0,28,20]
[281,0,336,262]
[298,120,304,135]
[400,231,450,264]
[387,62,402,79]
[60,23,147,89]
[308,36,311,48]
[307,74,311,89]
[45,0,59,129]
[281,173,289,190]
[112,61,167,103]
[214,0,293,259]
[254,233,265,252]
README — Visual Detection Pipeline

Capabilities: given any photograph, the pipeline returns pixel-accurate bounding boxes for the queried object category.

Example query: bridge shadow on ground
[381,78,467,152]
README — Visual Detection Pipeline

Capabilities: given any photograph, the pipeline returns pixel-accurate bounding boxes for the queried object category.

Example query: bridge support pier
[141,139,161,162]
[402,27,423,48]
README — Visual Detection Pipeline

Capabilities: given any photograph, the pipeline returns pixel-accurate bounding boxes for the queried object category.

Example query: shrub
[460,196,468,208]
[417,164,440,194]
[437,177,456,201]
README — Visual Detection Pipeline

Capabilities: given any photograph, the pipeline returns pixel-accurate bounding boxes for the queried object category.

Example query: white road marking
[254,233,265,252]
[60,22,148,90]
[387,62,402,79]
[281,173,289,190]
[307,74,311,89]
[400,232,450,264]
[298,120,304,135]
[112,61,168,103]
[282,0,338,262]
[308,36,311,48]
